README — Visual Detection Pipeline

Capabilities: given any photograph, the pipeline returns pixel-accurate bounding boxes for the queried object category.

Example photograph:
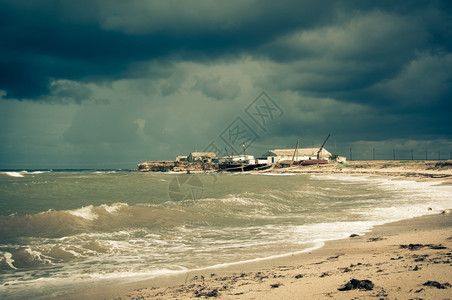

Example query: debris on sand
[422,281,452,289]
[194,288,219,298]
[338,279,374,291]
[400,243,447,250]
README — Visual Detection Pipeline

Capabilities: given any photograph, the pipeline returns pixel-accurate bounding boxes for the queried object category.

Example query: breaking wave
[2,171,24,178]
[1,171,452,299]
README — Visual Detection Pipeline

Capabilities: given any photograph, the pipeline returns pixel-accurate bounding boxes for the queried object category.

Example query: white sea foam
[101,202,128,214]
[3,172,24,177]
[93,171,117,175]
[1,170,48,177]
[59,246,82,258]
[24,247,52,264]
[292,221,375,242]
[26,171,46,175]
[2,252,17,269]
[67,206,98,220]
[88,267,189,280]
[219,196,264,206]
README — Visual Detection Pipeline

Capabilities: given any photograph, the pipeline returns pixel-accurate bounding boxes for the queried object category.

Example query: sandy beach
[65,211,452,300]
[265,160,452,181]
[57,161,452,300]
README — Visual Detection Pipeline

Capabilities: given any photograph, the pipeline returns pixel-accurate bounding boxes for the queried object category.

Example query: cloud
[260,10,431,97]
[370,52,452,108]
[193,75,241,100]
[0,0,340,101]
[45,79,94,104]
[263,10,426,61]
[0,1,451,168]
[94,0,257,35]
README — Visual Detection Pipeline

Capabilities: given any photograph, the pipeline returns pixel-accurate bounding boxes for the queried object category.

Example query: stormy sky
[1,0,451,169]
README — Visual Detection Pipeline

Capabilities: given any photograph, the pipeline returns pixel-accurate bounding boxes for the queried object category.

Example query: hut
[175,155,188,162]
[187,152,217,163]
[263,148,332,164]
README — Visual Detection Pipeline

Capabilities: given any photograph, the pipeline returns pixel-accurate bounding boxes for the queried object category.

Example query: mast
[231,141,234,160]
[292,138,299,162]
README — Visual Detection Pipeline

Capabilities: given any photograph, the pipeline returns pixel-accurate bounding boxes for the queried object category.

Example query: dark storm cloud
[1,0,450,104]
[261,8,451,101]
[1,0,451,168]
[0,0,345,100]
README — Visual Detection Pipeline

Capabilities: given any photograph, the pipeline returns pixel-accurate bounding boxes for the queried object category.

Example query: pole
[411,150,413,160]
[393,149,396,160]
[425,151,428,160]
[373,148,375,160]
[350,148,352,161]
[231,141,234,160]
[292,138,299,162]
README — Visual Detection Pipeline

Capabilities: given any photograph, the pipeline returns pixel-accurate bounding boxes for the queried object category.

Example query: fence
[345,148,451,161]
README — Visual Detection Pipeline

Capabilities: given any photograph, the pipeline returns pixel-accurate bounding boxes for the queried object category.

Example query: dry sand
[266,160,452,181]
[59,162,452,300]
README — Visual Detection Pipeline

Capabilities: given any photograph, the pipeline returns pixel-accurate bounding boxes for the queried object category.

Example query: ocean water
[0,170,451,298]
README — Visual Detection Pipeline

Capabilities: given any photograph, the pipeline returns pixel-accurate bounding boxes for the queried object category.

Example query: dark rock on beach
[400,243,447,250]
[194,288,219,297]
[338,279,374,291]
[422,281,452,289]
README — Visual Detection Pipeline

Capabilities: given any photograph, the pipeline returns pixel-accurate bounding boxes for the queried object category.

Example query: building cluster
[138,147,346,172]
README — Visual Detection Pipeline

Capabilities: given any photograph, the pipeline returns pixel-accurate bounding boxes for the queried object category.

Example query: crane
[317,134,331,159]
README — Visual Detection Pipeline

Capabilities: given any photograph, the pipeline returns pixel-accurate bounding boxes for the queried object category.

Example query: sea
[0,170,451,299]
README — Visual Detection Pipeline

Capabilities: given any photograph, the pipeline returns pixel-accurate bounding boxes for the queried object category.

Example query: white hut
[263,148,332,164]
[187,152,217,163]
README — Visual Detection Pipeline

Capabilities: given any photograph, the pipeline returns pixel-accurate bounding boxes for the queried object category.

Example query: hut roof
[263,148,331,157]
[188,152,217,158]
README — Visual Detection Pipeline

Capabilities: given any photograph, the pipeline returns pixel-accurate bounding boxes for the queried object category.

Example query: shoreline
[52,168,452,299]
[259,160,452,182]
[59,212,452,299]
[136,160,452,181]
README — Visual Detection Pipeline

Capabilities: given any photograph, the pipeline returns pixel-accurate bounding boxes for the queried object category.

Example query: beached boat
[218,163,270,172]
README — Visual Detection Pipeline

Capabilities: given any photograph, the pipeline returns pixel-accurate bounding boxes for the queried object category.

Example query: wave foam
[1,171,49,177]
[3,172,24,178]
[93,171,117,175]
[24,171,47,175]
[100,203,128,214]
[1,252,18,269]
[66,206,98,220]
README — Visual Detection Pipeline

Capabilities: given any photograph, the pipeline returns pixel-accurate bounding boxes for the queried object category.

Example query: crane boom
[317,134,331,159]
